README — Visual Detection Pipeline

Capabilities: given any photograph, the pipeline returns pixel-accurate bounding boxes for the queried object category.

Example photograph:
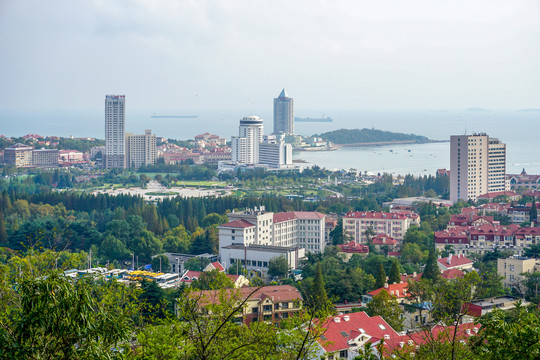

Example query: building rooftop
[219,219,255,229]
[222,244,301,253]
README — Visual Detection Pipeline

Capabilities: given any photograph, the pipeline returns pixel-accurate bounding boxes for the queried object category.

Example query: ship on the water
[294,115,333,122]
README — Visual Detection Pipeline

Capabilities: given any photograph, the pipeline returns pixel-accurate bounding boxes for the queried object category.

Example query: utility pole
[131,253,134,270]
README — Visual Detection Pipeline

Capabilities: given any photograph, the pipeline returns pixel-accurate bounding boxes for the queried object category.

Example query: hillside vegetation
[314,128,429,144]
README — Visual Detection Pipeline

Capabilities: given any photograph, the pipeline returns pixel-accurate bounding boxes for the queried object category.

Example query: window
[263,305,272,312]
[252,307,258,314]
[263,315,272,321]
[339,350,348,358]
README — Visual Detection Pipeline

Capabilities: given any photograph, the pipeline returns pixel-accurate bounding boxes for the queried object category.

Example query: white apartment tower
[273,89,294,135]
[450,133,506,203]
[258,135,293,168]
[125,129,157,168]
[231,116,264,164]
[105,95,126,169]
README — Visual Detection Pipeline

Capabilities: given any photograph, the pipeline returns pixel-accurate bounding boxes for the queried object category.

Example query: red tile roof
[345,211,419,220]
[273,211,325,223]
[209,261,225,272]
[383,323,478,355]
[367,284,408,298]
[195,285,302,305]
[317,312,399,353]
[371,234,397,245]
[477,190,520,199]
[337,241,369,254]
[441,268,465,279]
[437,254,473,269]
[219,219,255,228]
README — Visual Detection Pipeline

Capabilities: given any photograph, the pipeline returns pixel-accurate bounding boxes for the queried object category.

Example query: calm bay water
[1,108,539,176]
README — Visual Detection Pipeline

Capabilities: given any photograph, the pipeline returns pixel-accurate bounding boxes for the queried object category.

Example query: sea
[1,108,539,176]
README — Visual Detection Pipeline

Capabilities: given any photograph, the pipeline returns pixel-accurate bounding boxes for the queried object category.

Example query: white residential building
[125,129,156,168]
[231,116,264,164]
[259,135,293,168]
[105,95,126,169]
[218,208,326,273]
[343,211,420,243]
[450,133,506,203]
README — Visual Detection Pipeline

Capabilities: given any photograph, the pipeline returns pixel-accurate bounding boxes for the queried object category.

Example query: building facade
[273,88,294,135]
[125,129,156,168]
[231,116,264,164]
[32,149,58,167]
[105,95,126,169]
[450,133,506,203]
[497,256,539,289]
[3,143,33,167]
[258,135,293,168]
[342,211,420,243]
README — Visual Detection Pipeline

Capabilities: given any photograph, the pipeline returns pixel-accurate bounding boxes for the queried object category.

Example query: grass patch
[146,191,179,196]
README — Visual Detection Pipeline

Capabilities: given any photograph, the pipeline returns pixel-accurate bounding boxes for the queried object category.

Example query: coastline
[335,139,447,148]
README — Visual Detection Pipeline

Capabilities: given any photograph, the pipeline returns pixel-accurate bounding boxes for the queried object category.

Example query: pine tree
[375,262,387,288]
[422,246,440,281]
[0,211,8,245]
[388,258,401,284]
[529,198,538,224]
[310,262,331,316]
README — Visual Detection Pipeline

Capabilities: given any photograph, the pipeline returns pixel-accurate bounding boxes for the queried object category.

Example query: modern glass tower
[273,88,294,135]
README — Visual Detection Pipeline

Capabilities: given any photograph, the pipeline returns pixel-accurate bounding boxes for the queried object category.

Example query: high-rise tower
[105,95,126,169]
[450,133,506,203]
[232,116,264,164]
[273,89,294,135]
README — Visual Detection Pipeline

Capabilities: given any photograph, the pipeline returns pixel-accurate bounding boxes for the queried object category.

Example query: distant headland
[313,128,444,147]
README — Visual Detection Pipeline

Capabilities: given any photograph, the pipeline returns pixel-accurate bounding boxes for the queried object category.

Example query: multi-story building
[90,146,105,160]
[258,135,293,168]
[488,138,506,193]
[231,116,264,165]
[105,95,126,169]
[191,285,303,325]
[32,149,58,167]
[450,133,506,203]
[218,208,325,273]
[3,143,33,167]
[506,169,540,190]
[497,256,539,288]
[125,129,156,168]
[342,211,420,243]
[273,88,294,135]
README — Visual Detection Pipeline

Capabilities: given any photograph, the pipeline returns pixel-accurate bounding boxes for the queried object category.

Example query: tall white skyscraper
[105,95,126,169]
[232,116,264,164]
[273,89,294,135]
[450,133,506,203]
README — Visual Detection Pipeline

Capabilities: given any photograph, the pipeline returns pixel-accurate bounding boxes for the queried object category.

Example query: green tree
[268,255,289,278]
[422,246,440,281]
[0,211,7,245]
[470,305,540,359]
[388,258,401,285]
[184,257,211,271]
[308,262,332,316]
[0,272,134,359]
[139,279,166,320]
[151,254,170,273]
[530,201,538,223]
[191,270,234,290]
[375,262,387,288]
[366,289,404,331]
[98,234,130,261]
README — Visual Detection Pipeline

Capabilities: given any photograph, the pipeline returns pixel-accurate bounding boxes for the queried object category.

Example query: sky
[1,0,539,114]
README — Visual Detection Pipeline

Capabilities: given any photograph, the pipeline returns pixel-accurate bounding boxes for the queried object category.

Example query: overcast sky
[1,0,539,113]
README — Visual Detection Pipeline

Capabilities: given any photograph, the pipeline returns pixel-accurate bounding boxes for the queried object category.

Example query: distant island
[313,128,434,147]
[295,116,333,123]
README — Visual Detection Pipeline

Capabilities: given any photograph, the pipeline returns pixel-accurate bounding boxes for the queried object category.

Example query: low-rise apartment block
[343,211,420,243]
[497,256,539,289]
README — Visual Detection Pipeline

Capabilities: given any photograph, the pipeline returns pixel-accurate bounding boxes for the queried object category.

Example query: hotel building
[105,95,126,169]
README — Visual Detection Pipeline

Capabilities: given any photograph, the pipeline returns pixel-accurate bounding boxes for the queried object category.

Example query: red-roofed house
[514,227,540,248]
[192,285,302,325]
[477,190,521,201]
[382,323,479,357]
[434,226,469,248]
[343,211,420,242]
[315,312,399,359]
[204,261,225,272]
[363,284,410,304]
[337,241,369,260]
[370,233,398,252]
[441,268,465,279]
[437,254,473,272]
